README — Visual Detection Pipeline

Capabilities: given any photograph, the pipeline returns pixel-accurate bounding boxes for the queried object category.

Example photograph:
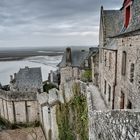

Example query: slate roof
[16,67,42,83]
[102,0,140,38]
[12,67,42,92]
[59,47,98,68]
[59,50,88,68]
[102,10,123,38]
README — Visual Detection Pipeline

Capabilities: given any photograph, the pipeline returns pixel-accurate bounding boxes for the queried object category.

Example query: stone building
[59,47,98,85]
[0,66,43,124]
[10,66,43,93]
[90,48,99,86]
[48,70,60,87]
[99,0,140,109]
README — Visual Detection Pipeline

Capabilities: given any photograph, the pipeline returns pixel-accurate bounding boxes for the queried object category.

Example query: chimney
[66,47,72,66]
[10,75,13,82]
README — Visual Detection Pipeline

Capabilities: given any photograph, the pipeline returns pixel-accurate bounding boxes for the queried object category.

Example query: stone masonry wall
[115,35,140,109]
[0,89,39,124]
[100,49,117,109]
[0,99,39,124]
[60,67,73,84]
[0,89,37,101]
[90,110,140,140]
[38,89,60,140]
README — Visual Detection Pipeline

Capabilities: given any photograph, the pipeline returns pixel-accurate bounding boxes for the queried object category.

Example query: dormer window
[124,5,130,28]
[123,0,133,28]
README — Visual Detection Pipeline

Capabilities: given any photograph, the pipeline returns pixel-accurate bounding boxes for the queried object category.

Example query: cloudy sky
[0,0,122,48]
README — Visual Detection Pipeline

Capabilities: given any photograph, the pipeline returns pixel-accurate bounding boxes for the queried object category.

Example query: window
[120,92,125,109]
[104,80,106,94]
[130,63,134,83]
[122,51,127,76]
[48,108,51,114]
[108,85,111,102]
[127,100,132,109]
[125,6,131,28]
[109,52,112,69]
[104,52,107,66]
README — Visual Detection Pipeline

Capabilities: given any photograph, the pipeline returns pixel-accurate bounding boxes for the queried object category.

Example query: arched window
[122,51,127,76]
[109,52,112,69]
[104,52,107,66]
[108,85,111,102]
[104,80,106,94]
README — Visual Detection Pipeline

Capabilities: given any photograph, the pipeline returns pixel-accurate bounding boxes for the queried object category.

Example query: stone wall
[60,67,73,84]
[0,90,39,124]
[38,89,60,140]
[115,35,140,109]
[90,110,140,140]
[0,89,37,101]
[99,48,117,109]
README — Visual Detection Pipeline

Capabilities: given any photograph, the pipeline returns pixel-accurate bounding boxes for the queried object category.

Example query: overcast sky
[0,0,122,48]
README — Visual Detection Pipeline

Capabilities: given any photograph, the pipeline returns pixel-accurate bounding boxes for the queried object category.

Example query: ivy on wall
[56,83,88,140]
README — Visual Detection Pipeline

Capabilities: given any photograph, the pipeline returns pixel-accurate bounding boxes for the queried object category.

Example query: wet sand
[0,49,63,61]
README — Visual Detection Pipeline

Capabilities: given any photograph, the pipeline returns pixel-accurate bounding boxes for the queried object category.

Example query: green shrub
[43,83,57,93]
[56,83,88,140]
[81,69,92,82]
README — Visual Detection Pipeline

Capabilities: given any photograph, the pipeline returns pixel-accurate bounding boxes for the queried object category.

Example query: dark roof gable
[101,0,140,38]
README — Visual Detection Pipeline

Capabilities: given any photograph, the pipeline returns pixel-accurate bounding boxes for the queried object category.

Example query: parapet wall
[90,110,140,140]
[0,89,39,124]
[0,89,37,101]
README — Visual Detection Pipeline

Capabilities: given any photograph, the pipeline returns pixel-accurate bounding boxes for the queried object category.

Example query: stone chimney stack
[66,47,72,66]
[10,75,13,82]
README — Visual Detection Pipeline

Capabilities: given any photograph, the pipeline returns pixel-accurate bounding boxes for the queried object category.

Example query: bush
[43,82,57,93]
[81,69,92,82]
[56,83,88,140]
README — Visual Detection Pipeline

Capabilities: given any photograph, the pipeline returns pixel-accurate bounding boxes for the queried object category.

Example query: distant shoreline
[0,52,63,61]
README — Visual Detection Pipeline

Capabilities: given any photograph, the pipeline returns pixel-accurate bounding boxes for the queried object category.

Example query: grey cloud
[0,0,122,48]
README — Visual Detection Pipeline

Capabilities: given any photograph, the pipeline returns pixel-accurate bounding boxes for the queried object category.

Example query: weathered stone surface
[0,89,37,101]
[90,110,140,140]
[0,90,39,124]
